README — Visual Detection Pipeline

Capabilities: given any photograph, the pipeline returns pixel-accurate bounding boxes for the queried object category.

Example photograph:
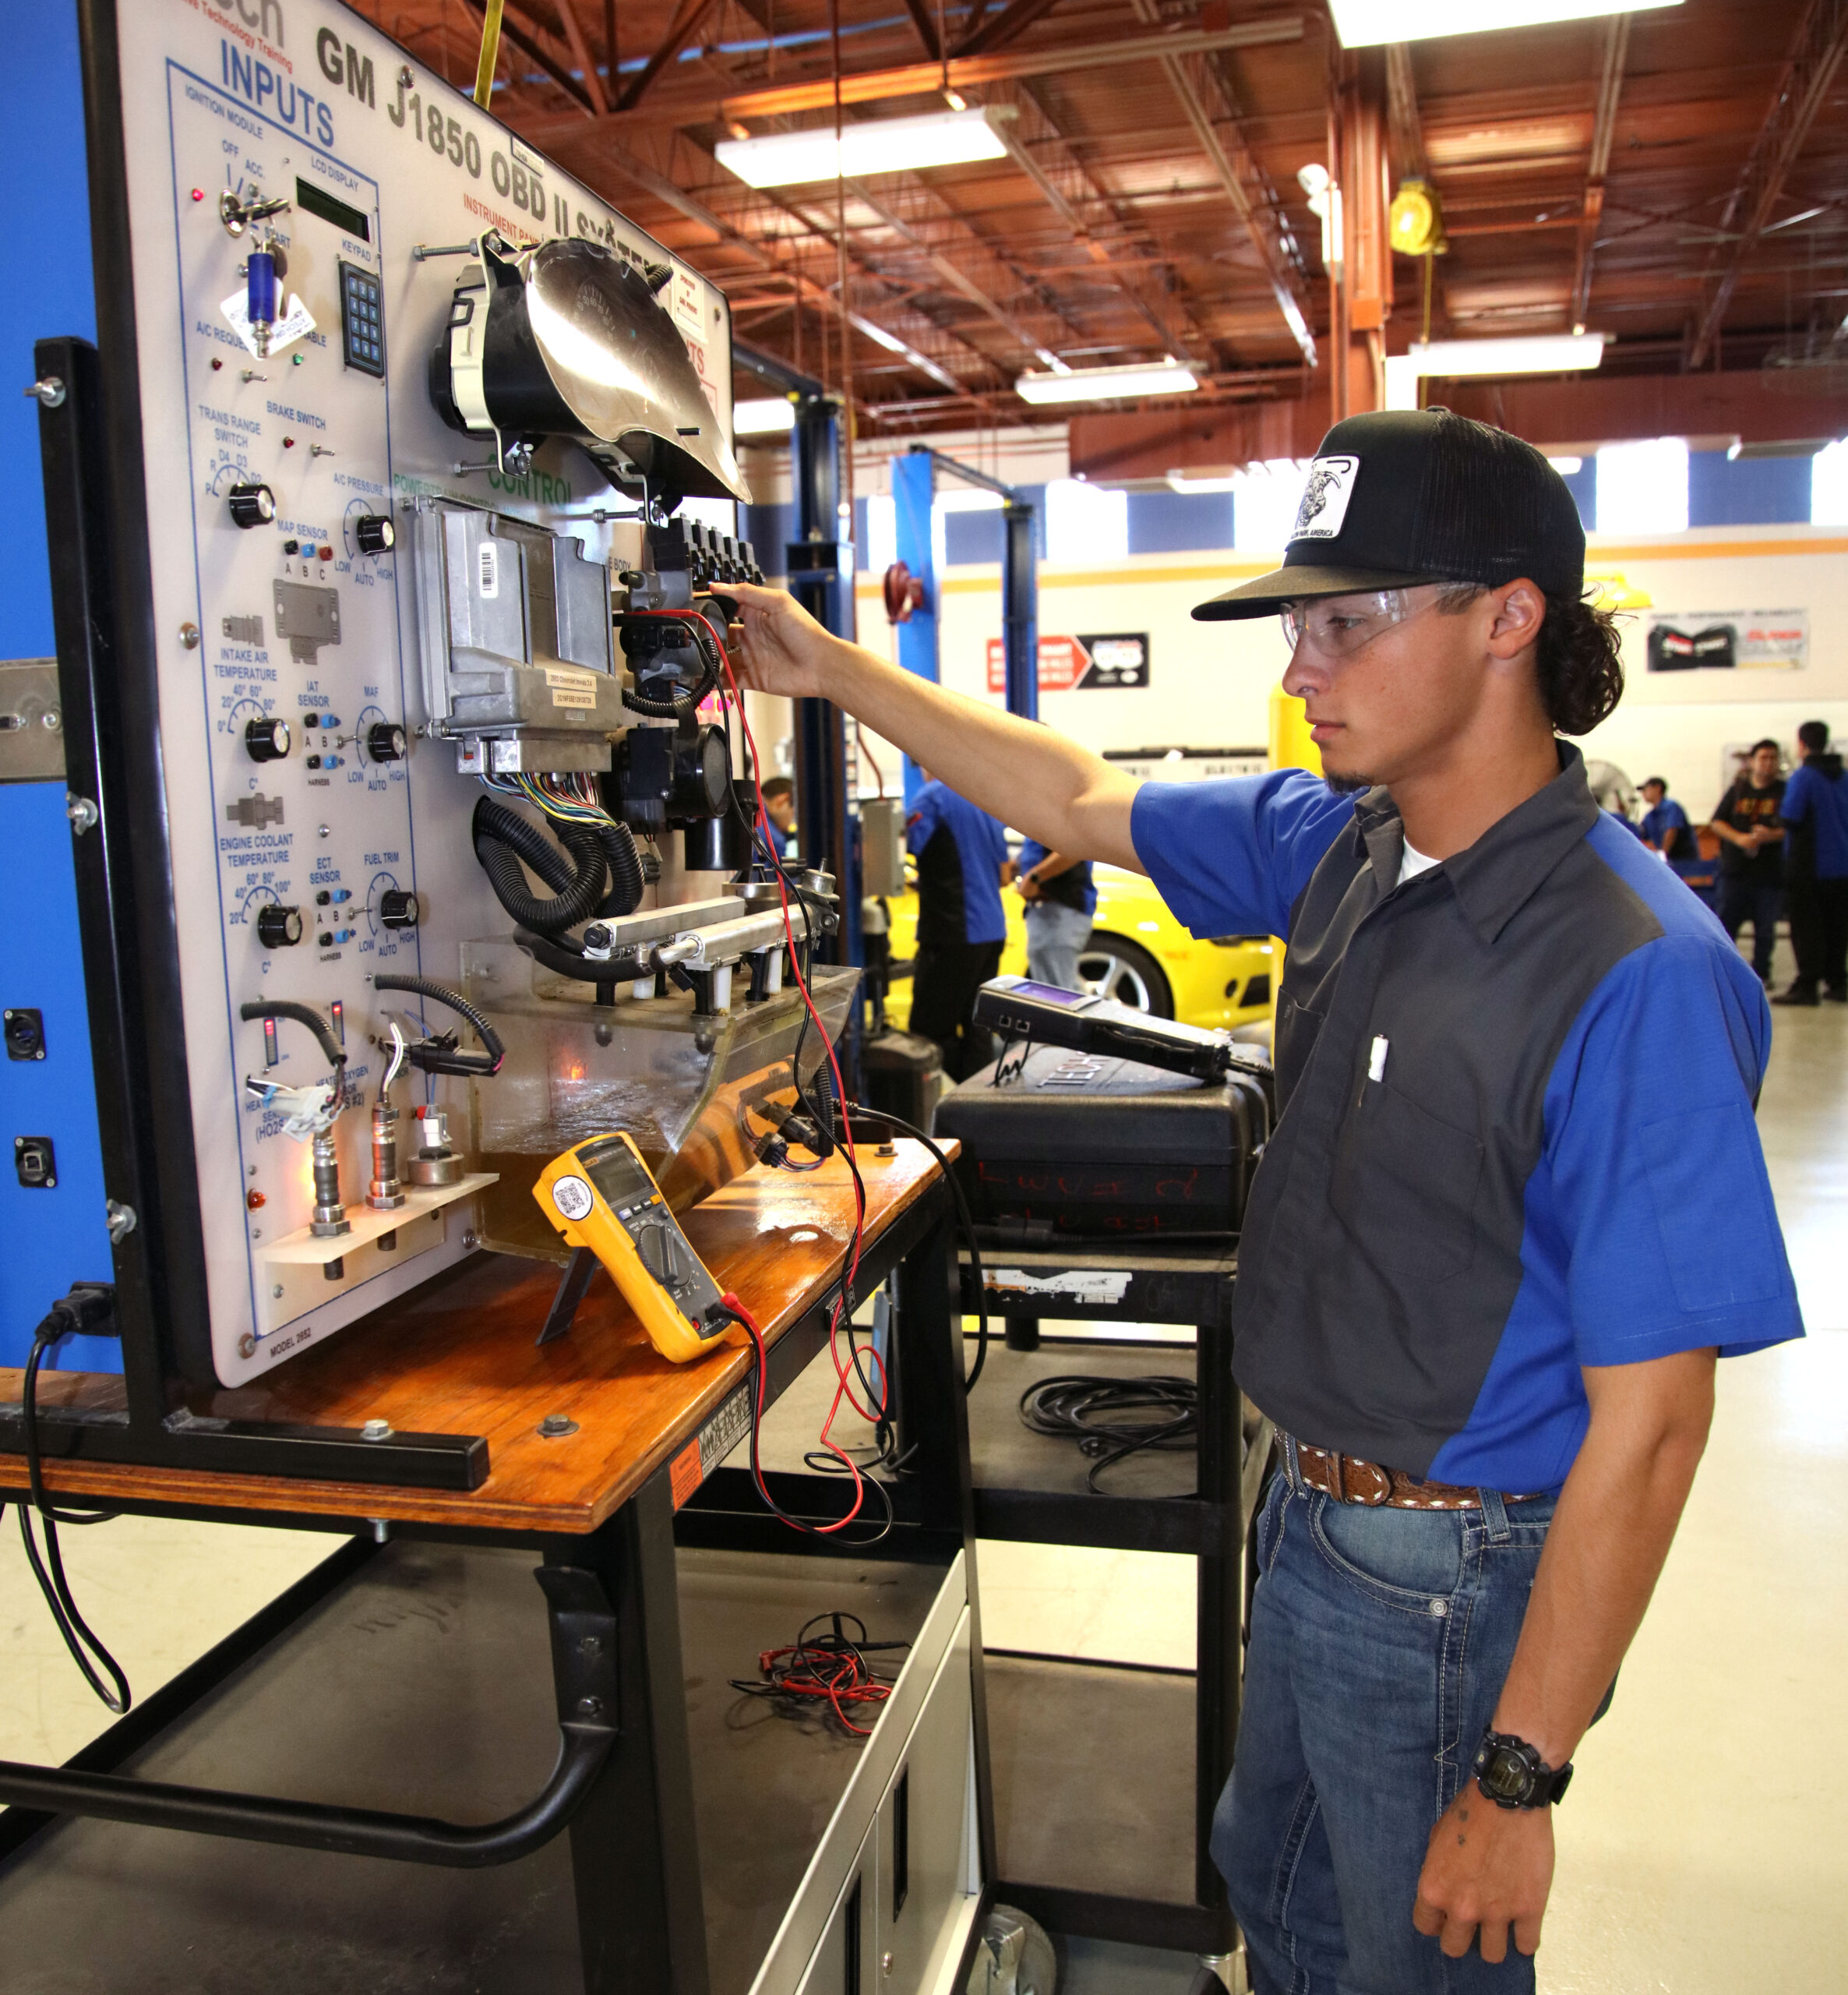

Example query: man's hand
[1412,1786,1554,1964]
[1017,874,1043,902]
[728,582,844,698]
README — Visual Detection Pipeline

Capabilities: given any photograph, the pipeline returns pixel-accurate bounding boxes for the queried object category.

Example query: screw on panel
[65,793,98,834]
[238,1333,258,1358]
[23,377,65,408]
[538,1414,579,1439]
[270,1285,284,1301]
[105,1199,136,1245]
[361,1418,393,1441]
[178,623,200,649]
[576,1697,604,1719]
[461,1230,479,1251]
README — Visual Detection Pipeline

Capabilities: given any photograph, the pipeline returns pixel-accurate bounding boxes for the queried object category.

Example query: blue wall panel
[1688,450,1813,528]
[2,2,116,1370]
[1127,489,1234,555]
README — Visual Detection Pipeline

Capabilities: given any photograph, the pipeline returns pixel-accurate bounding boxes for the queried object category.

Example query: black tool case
[936,1043,1271,1241]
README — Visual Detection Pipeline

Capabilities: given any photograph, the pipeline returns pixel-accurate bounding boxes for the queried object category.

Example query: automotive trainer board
[103,0,738,1384]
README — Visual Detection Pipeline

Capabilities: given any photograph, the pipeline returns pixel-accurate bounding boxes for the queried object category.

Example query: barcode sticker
[478,539,499,599]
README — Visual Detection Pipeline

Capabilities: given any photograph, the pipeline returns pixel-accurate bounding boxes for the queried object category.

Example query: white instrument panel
[112,0,735,1383]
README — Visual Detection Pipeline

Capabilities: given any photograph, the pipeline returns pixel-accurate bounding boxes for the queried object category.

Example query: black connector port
[15,1135,57,1188]
[5,1008,45,1061]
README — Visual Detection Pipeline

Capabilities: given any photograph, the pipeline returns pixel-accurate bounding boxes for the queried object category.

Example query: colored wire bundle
[1017,1373,1200,1495]
[480,768,614,828]
[728,1611,909,1737]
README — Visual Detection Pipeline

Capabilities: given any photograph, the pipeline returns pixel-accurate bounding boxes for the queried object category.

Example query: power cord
[6,1285,132,1712]
[1017,1373,1199,1495]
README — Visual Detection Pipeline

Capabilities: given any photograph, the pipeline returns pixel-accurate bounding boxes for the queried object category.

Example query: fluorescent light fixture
[1331,0,1678,48]
[1166,471,1241,494]
[733,397,795,436]
[716,108,1008,188]
[1546,455,1584,475]
[855,316,910,355]
[1016,359,1198,406]
[1409,334,1607,376]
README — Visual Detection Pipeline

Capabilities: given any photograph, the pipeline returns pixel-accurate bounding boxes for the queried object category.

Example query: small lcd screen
[1005,982,1095,1008]
[584,1137,655,1210]
[296,176,370,242]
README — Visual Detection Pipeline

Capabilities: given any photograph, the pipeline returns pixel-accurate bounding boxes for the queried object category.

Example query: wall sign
[1645,609,1808,671]
[985,631,1151,693]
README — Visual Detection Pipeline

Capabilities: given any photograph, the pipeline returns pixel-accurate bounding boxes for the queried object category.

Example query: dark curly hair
[1434,584,1624,736]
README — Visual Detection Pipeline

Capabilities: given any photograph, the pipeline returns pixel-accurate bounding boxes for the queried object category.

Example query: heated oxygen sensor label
[670,1382,753,1509]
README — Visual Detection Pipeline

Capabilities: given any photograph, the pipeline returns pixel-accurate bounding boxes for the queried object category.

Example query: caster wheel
[966,1903,1057,1994]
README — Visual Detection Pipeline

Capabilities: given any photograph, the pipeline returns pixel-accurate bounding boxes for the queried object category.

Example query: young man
[905,771,1012,1080]
[1710,740,1786,983]
[1637,776,1692,859]
[728,408,1801,1991]
[1015,840,1095,991]
[1774,719,1848,1005]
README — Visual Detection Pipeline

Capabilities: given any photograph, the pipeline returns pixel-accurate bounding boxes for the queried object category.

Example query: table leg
[1003,1315,1041,1353]
[552,1473,712,1995]
[1194,1323,1242,1941]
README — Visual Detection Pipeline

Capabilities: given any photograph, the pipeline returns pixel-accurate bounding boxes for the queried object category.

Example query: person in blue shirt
[905,772,1012,1079]
[760,775,796,860]
[1774,719,1848,1005]
[1638,776,1691,859]
[727,409,1800,1990]
[1015,838,1095,991]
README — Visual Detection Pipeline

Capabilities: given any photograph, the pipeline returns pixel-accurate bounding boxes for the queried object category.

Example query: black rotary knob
[256,903,303,948]
[378,889,419,930]
[245,715,291,761]
[366,722,407,762]
[355,513,396,555]
[227,482,276,529]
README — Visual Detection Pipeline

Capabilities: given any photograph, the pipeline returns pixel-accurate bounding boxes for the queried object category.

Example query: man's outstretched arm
[728,582,1144,870]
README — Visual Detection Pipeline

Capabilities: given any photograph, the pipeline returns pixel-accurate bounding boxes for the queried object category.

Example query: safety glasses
[1279,588,1433,659]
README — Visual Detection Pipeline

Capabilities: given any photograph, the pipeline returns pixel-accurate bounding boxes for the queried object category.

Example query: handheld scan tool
[972,975,1264,1084]
[533,1134,733,1363]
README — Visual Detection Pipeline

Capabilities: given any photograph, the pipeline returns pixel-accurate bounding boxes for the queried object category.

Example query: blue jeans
[1214,1446,1556,1995]
[1024,900,1092,991]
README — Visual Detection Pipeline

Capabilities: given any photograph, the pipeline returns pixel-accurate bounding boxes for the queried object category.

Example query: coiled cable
[1017,1374,1199,1494]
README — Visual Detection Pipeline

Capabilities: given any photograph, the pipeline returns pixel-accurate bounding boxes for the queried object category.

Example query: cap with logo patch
[1191,408,1585,622]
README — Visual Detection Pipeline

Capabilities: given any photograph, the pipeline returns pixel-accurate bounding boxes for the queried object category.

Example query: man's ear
[1485,580,1546,659]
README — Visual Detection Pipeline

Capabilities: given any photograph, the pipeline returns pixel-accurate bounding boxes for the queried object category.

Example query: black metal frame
[0,1178,989,1995]
[959,1241,1244,1958]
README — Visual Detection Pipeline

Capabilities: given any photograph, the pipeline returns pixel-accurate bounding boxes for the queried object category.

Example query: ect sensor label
[552,1175,594,1222]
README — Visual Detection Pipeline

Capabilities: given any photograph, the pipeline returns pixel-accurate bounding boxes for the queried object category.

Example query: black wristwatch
[1471,1732,1574,1810]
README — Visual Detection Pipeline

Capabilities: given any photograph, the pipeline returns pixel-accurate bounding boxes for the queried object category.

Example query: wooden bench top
[0,1142,947,1535]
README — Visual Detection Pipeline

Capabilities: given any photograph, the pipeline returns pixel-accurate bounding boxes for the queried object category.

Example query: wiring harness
[728,1611,909,1738]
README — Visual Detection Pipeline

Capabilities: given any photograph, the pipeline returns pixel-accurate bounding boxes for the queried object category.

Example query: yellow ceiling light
[1585,570,1654,611]
[1389,179,1447,257]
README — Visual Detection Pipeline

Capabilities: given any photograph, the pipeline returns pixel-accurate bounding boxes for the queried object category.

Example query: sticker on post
[220,288,316,359]
[552,1174,594,1221]
[545,666,600,711]
[986,1267,1135,1305]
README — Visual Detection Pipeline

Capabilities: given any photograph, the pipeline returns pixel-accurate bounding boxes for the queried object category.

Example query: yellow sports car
[878,863,1278,1029]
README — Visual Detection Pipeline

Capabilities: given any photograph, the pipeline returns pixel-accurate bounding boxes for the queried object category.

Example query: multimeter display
[535,1132,734,1363]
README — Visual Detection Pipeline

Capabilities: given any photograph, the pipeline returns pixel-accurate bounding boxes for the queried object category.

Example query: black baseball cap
[1192,408,1585,622]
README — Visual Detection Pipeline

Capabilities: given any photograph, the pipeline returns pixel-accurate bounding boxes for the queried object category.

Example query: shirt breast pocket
[1330,1080,1485,1280]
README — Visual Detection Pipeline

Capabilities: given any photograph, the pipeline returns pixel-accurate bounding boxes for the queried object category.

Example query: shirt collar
[1356,743,1600,944]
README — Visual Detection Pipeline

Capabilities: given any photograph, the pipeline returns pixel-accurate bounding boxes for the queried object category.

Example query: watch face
[1480,1746,1532,1801]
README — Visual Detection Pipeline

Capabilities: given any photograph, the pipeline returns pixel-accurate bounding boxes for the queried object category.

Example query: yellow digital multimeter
[533,1132,735,1364]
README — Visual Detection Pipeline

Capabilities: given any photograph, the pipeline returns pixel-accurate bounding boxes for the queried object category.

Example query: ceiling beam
[953,0,1065,61]
[1568,13,1631,329]
[1129,0,1318,365]
[898,0,942,63]
[457,0,594,115]
[1687,0,1848,369]
[516,19,1305,140]
[615,0,722,115]
[549,0,606,115]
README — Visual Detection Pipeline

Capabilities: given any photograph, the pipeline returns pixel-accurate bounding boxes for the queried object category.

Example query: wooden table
[0,1143,995,1995]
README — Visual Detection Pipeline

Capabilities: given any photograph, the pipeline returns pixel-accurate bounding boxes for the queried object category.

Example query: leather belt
[1290,1439,1543,1512]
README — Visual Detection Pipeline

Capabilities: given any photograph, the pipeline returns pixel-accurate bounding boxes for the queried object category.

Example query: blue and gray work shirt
[1019,837,1097,919]
[1779,753,1848,879]
[1132,745,1803,1495]
[908,781,1010,948]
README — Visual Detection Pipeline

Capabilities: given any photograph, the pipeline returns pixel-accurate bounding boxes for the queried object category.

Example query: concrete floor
[2,941,1843,1990]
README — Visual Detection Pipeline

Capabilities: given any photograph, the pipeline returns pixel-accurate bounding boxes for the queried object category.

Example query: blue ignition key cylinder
[247,249,276,349]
